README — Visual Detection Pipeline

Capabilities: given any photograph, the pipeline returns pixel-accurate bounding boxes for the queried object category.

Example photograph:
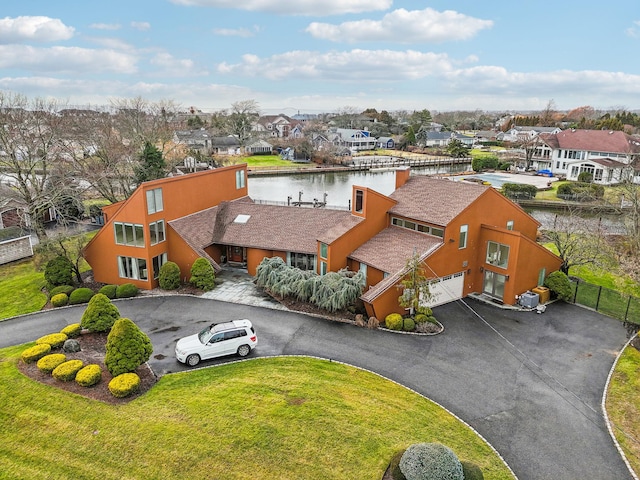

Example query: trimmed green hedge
[61,323,81,338]
[190,258,216,291]
[385,313,404,330]
[37,353,67,374]
[116,283,139,299]
[49,285,75,298]
[81,293,120,333]
[52,359,84,382]
[159,262,181,290]
[21,344,52,364]
[76,364,102,387]
[108,372,141,398]
[51,293,69,307]
[403,318,415,332]
[69,287,95,305]
[99,284,118,299]
[35,333,68,349]
[502,182,538,199]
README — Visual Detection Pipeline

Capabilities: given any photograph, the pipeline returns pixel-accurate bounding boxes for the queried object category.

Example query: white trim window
[236,170,246,189]
[114,222,144,247]
[146,188,163,214]
[118,256,148,280]
[149,220,166,245]
[459,224,468,249]
[152,253,167,279]
[486,241,510,269]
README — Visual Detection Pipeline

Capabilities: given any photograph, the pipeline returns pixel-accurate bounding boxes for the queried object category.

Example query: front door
[483,270,506,300]
[228,246,244,263]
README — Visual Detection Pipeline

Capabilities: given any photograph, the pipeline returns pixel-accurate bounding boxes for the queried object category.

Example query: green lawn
[0,352,514,480]
[0,260,47,320]
[225,155,317,169]
[606,344,640,477]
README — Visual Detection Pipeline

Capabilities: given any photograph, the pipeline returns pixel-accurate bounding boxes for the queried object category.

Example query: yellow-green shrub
[61,323,81,338]
[21,344,51,364]
[76,364,102,387]
[384,313,404,330]
[35,333,68,349]
[37,353,67,374]
[51,293,69,307]
[52,359,84,381]
[108,372,141,398]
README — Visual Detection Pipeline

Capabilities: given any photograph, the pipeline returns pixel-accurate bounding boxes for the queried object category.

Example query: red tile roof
[388,176,488,226]
[349,226,442,273]
[539,129,640,154]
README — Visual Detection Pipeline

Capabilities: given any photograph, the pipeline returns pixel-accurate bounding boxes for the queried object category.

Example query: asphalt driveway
[0,296,632,480]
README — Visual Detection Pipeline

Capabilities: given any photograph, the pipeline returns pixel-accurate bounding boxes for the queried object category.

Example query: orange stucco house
[84,164,562,319]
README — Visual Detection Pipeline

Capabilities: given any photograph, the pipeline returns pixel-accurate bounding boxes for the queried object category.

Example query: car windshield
[197,327,213,344]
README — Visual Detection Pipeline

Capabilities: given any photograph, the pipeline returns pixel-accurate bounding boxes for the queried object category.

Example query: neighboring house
[377,137,395,149]
[475,130,499,143]
[253,115,297,138]
[244,138,273,155]
[84,165,561,320]
[532,129,640,184]
[498,126,562,143]
[210,136,242,155]
[330,128,377,152]
[174,129,214,155]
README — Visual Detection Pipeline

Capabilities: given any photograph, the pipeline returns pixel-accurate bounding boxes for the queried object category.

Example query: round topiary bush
[108,372,141,398]
[44,256,73,288]
[461,461,484,480]
[105,318,153,376]
[60,323,81,338]
[385,313,404,330]
[99,284,118,299]
[414,314,428,324]
[189,257,216,291]
[21,344,51,364]
[49,285,75,298]
[52,359,84,382]
[37,353,67,374]
[399,443,464,480]
[80,293,121,333]
[35,333,68,349]
[51,293,69,307]
[403,318,416,332]
[158,261,181,290]
[544,270,572,301]
[69,287,95,305]
[116,283,139,299]
[76,364,102,387]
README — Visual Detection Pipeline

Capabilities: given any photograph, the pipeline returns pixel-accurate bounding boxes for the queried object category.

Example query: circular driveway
[0,296,632,480]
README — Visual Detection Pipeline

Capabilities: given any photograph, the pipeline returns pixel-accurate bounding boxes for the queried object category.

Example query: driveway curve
[0,296,632,480]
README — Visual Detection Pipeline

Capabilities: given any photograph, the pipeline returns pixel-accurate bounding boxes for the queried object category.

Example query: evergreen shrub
[52,359,84,381]
[159,261,181,290]
[51,293,69,307]
[44,256,73,288]
[399,443,464,480]
[189,257,216,291]
[544,270,572,301]
[49,285,74,298]
[105,318,153,376]
[61,323,81,338]
[37,353,67,374]
[403,318,416,332]
[69,287,95,305]
[414,314,428,324]
[21,344,51,363]
[116,283,138,298]
[99,284,118,299]
[108,372,141,398]
[35,333,68,349]
[76,364,102,387]
[80,293,121,332]
[385,313,404,330]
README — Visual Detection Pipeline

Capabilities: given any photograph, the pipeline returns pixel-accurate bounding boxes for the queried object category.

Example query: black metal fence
[570,278,640,324]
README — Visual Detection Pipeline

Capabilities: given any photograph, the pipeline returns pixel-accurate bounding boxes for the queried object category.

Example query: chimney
[395,166,411,189]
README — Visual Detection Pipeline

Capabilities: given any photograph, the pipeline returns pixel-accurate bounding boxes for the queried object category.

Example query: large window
[287,252,316,271]
[459,224,468,249]
[355,189,364,213]
[118,256,147,280]
[486,241,510,269]
[392,217,444,238]
[149,220,165,245]
[152,253,167,279]
[114,222,144,247]
[236,170,246,189]
[146,188,163,214]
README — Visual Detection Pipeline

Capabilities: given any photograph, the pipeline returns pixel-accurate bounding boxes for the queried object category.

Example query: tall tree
[446,138,470,158]
[134,142,166,185]
[225,100,260,145]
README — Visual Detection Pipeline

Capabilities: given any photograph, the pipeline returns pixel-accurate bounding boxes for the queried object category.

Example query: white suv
[175,319,257,367]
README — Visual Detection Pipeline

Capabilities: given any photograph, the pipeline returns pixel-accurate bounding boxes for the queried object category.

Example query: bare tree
[225,100,260,145]
[0,92,71,241]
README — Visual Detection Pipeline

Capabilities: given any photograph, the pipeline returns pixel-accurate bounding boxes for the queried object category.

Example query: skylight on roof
[234,214,251,224]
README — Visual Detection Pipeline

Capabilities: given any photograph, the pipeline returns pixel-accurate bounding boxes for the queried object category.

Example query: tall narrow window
[538,268,546,286]
[459,224,468,249]
[146,188,163,214]
[320,261,327,275]
[320,242,328,259]
[236,170,245,189]
[355,189,364,213]
[149,220,165,245]
[152,253,167,279]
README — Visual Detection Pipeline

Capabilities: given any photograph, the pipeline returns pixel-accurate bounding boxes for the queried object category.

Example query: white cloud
[0,45,137,74]
[0,16,75,44]
[90,23,121,31]
[213,26,260,37]
[131,21,151,31]
[306,8,493,43]
[218,49,453,81]
[150,53,207,76]
[88,37,135,51]
[626,20,640,38]
[169,0,391,16]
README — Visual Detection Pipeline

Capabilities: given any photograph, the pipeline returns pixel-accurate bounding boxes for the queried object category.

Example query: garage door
[422,271,465,308]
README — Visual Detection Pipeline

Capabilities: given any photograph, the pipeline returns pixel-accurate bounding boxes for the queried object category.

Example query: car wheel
[237,344,251,357]
[186,354,200,367]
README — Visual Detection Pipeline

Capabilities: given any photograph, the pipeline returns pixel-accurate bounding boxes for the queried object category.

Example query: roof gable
[540,129,640,154]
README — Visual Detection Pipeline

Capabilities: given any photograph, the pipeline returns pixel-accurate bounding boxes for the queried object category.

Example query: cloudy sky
[2,0,639,114]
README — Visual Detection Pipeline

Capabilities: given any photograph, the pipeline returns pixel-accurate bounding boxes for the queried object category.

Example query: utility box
[519,292,539,308]
[532,286,550,304]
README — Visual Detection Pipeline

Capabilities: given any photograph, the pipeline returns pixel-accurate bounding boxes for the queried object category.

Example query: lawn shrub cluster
[116,283,138,298]
[472,156,510,172]
[44,256,73,288]
[384,311,440,333]
[544,270,572,301]
[51,293,69,307]
[255,257,365,313]
[49,285,74,297]
[189,257,216,291]
[35,333,68,349]
[403,318,415,332]
[501,182,538,200]
[105,318,153,376]
[60,323,81,338]
[76,364,102,387]
[52,359,84,381]
[399,443,464,480]
[99,284,117,299]
[556,182,604,200]
[159,261,181,290]
[21,344,51,363]
[385,313,404,330]
[108,372,141,398]
[81,294,121,332]
[37,353,67,373]
[69,287,95,305]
